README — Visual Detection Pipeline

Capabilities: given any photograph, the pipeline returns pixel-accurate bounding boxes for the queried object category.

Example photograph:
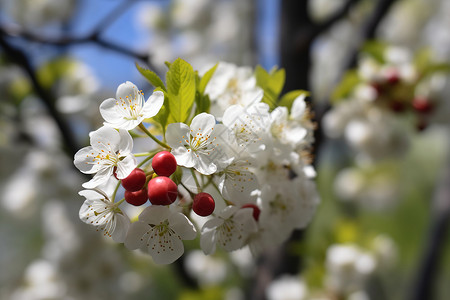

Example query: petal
[199,226,217,255]
[147,228,184,264]
[99,98,124,125]
[139,205,171,225]
[165,123,190,148]
[117,129,134,154]
[222,105,243,127]
[90,126,121,151]
[169,212,197,240]
[82,167,112,188]
[116,81,138,100]
[193,154,217,175]
[111,213,131,243]
[172,147,195,168]
[74,146,98,174]
[142,91,164,119]
[124,221,150,250]
[79,198,96,224]
[115,155,137,179]
[290,94,306,120]
[190,113,216,137]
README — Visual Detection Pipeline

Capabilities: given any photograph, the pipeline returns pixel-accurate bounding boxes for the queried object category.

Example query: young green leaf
[255,65,286,109]
[166,58,196,123]
[135,63,167,92]
[331,70,360,103]
[198,63,219,94]
[278,90,310,112]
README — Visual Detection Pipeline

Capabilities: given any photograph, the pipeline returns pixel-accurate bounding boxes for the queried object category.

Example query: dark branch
[409,146,450,300]
[311,0,363,38]
[0,33,79,158]
[0,24,151,64]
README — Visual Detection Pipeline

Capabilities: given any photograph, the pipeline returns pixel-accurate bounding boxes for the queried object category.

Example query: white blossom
[125,206,197,264]
[200,206,257,255]
[204,62,263,117]
[78,189,130,243]
[74,126,136,188]
[100,81,164,130]
[166,113,232,175]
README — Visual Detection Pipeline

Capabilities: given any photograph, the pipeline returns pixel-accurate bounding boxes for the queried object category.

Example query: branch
[311,0,362,38]
[0,24,151,64]
[409,142,450,300]
[0,33,79,158]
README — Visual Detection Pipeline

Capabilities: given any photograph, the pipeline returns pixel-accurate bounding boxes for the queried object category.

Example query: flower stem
[114,198,126,207]
[138,123,171,149]
[112,180,121,203]
[190,168,201,192]
[137,150,159,168]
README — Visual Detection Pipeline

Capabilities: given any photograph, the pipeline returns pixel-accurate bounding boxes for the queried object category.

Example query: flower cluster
[74,59,319,264]
[324,42,449,164]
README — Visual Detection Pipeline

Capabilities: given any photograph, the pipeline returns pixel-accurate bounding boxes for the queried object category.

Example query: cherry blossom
[200,206,257,255]
[124,205,197,264]
[74,126,136,188]
[166,113,232,175]
[100,81,164,130]
[78,189,130,243]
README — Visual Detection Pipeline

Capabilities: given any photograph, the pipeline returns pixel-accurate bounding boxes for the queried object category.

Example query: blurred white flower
[266,275,308,300]
[184,250,228,286]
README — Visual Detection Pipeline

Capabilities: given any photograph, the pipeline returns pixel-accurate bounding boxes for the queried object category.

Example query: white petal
[74,146,98,174]
[117,129,134,154]
[166,123,190,148]
[147,228,184,264]
[172,147,195,168]
[200,226,218,255]
[99,98,124,125]
[222,105,243,127]
[124,221,149,250]
[111,213,131,243]
[115,155,137,179]
[169,212,197,240]
[82,167,112,188]
[190,113,216,137]
[116,81,138,100]
[142,91,164,119]
[79,199,97,224]
[139,205,171,225]
[193,154,217,175]
[90,126,121,151]
[291,94,306,120]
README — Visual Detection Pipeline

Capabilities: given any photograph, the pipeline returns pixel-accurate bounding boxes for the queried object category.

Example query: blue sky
[68,0,280,89]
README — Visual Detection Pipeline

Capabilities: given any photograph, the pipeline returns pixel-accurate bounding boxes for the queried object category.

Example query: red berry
[125,188,148,206]
[193,193,215,217]
[412,97,433,113]
[385,69,400,85]
[389,100,406,113]
[147,176,178,205]
[121,168,146,192]
[242,204,261,221]
[152,151,177,177]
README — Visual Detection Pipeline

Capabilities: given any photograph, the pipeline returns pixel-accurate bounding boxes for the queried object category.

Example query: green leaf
[278,90,310,111]
[255,65,286,110]
[135,63,166,92]
[198,63,218,94]
[331,70,361,103]
[362,41,388,63]
[164,61,172,68]
[166,58,196,123]
[195,92,211,115]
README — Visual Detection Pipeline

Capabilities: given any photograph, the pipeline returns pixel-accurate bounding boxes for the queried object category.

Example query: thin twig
[0,33,79,158]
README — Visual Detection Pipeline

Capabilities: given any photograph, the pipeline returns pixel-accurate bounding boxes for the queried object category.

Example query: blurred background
[0,0,449,299]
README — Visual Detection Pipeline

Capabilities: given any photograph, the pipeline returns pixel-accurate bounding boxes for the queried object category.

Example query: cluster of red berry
[370,70,434,130]
[121,151,218,217]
